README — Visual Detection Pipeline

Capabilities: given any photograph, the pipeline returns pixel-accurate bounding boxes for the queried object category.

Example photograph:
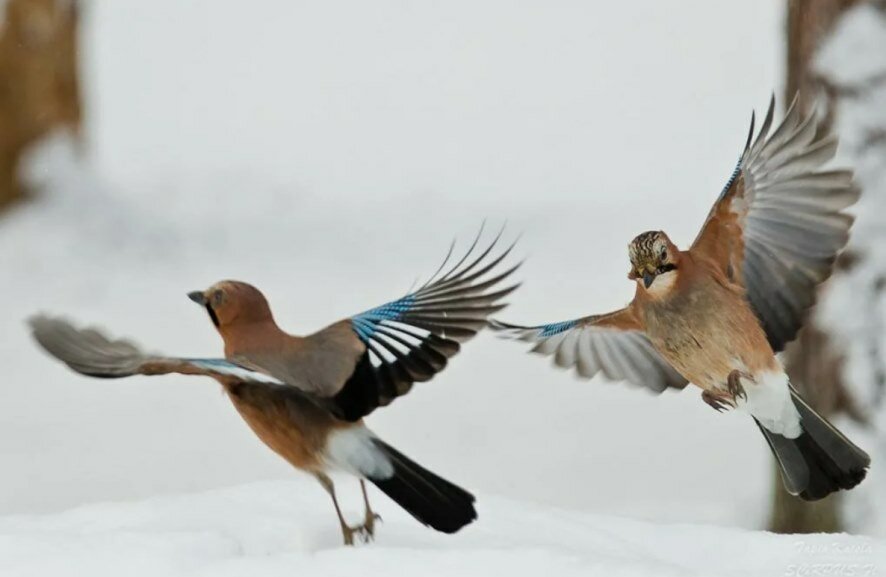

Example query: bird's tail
[367,439,477,533]
[756,385,870,501]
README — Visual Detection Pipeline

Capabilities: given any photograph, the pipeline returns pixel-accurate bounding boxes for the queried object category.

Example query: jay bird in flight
[31,228,519,545]
[492,96,870,501]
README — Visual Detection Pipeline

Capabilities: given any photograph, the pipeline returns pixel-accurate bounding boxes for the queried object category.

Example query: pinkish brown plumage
[31,230,519,545]
[493,96,869,500]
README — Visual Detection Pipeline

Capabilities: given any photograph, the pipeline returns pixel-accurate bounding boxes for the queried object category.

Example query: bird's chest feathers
[225,382,340,471]
[643,286,712,355]
[640,278,765,385]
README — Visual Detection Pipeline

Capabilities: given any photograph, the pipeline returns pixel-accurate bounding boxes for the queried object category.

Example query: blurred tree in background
[773,0,885,534]
[0,0,80,211]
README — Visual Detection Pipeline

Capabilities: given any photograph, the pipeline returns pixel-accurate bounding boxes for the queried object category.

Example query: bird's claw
[356,525,373,544]
[363,512,382,539]
[727,370,749,402]
[342,524,371,546]
[702,390,733,412]
[342,513,383,545]
[703,370,753,413]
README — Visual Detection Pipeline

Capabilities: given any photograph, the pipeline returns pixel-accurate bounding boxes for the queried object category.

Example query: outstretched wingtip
[27,314,147,379]
[28,314,70,347]
[26,313,47,330]
[744,109,756,153]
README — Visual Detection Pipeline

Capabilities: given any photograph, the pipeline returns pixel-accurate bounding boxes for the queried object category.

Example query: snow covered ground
[0,479,882,577]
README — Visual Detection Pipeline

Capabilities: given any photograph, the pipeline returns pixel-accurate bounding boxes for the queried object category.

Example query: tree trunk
[768,0,861,534]
[0,0,80,212]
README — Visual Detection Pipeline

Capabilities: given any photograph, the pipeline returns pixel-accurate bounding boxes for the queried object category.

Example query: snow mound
[0,480,881,577]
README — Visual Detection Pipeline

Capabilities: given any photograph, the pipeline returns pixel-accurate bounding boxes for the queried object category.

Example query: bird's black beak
[643,273,655,289]
[187,291,207,305]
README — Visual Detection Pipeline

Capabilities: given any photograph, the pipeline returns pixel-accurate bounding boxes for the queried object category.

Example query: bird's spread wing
[691,95,859,351]
[304,227,521,421]
[30,315,283,386]
[490,308,688,393]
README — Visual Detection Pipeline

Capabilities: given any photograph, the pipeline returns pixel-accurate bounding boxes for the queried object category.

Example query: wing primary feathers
[691,95,859,351]
[749,94,776,157]
[416,238,457,291]
[431,226,508,291]
[745,108,756,155]
[29,315,284,385]
[337,226,520,420]
[436,222,488,284]
[758,93,801,159]
[420,242,519,299]
[489,310,688,393]
[414,267,522,305]
[718,99,770,203]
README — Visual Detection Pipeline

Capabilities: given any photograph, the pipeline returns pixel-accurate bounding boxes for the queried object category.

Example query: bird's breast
[641,278,774,389]
[224,382,343,473]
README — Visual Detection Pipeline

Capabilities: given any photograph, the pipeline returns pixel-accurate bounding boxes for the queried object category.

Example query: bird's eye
[212,291,223,306]
[660,247,667,260]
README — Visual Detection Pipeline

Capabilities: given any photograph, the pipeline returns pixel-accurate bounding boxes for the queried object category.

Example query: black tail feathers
[367,440,477,534]
[758,386,870,501]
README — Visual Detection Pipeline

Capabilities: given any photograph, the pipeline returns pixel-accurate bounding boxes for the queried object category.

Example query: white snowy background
[1,1,884,575]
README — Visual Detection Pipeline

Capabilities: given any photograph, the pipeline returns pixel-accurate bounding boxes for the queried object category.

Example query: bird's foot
[340,513,382,546]
[727,370,750,402]
[341,523,371,546]
[362,511,382,538]
[702,389,735,413]
[703,370,752,412]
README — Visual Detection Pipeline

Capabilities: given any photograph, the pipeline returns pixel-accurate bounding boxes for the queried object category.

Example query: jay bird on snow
[31,228,519,545]
[492,96,870,501]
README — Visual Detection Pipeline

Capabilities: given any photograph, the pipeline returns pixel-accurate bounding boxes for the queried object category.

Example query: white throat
[642,269,678,298]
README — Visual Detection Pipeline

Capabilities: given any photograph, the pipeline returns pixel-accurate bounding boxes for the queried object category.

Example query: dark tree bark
[768,0,864,534]
[0,0,80,212]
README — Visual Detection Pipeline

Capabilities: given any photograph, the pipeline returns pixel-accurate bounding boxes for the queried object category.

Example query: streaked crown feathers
[628,231,671,272]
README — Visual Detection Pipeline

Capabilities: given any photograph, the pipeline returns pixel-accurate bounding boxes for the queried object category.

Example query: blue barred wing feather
[331,230,521,420]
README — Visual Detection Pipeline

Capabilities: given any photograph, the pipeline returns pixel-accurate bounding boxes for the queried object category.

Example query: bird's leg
[315,473,369,546]
[359,479,382,538]
[727,369,749,402]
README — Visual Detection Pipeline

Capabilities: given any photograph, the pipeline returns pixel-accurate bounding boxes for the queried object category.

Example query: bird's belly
[644,286,774,390]
[224,383,337,473]
[650,327,735,389]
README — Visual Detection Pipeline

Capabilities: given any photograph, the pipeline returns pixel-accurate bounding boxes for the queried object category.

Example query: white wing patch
[187,359,284,385]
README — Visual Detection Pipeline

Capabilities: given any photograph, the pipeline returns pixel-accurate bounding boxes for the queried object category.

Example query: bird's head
[628,231,679,291]
[187,280,275,332]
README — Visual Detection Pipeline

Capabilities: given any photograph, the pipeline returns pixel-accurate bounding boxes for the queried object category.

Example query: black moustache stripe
[206,305,220,328]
